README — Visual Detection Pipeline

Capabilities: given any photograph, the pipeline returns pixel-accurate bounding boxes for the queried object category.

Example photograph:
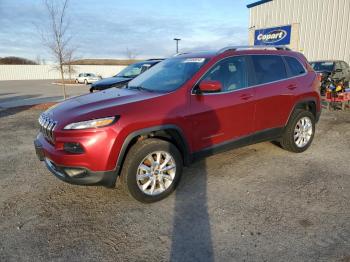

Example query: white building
[247,0,350,63]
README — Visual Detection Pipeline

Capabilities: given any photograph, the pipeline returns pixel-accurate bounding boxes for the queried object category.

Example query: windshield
[116,63,145,78]
[311,62,334,72]
[126,57,208,92]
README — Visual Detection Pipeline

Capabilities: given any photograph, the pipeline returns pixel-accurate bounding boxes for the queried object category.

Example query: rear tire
[280,109,315,153]
[120,138,183,203]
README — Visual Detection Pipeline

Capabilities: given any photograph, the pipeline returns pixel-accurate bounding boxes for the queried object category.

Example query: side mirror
[198,80,222,93]
[336,68,342,72]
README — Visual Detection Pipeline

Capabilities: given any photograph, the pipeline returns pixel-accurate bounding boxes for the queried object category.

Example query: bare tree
[63,47,77,80]
[125,48,138,61]
[35,55,42,65]
[35,54,46,65]
[40,0,75,99]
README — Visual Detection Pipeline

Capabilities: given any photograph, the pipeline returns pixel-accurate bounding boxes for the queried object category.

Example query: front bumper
[34,138,117,187]
[88,79,100,83]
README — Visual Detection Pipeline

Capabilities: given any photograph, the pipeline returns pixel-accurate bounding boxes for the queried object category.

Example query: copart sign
[254,25,291,45]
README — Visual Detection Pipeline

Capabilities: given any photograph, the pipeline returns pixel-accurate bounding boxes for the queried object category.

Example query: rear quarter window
[251,55,287,85]
[284,56,306,76]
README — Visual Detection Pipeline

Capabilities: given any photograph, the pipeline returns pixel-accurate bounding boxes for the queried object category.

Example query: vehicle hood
[91,76,131,87]
[45,88,162,126]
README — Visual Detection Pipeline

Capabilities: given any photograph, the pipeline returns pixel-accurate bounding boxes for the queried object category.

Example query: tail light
[317,73,322,82]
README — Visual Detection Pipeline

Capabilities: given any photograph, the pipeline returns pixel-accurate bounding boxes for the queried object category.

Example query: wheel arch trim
[285,97,320,126]
[114,125,191,177]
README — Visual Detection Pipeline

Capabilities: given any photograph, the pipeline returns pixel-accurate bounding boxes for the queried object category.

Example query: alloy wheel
[294,116,313,148]
[136,151,176,196]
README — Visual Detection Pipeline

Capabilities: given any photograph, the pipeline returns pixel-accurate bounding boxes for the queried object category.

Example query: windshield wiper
[116,75,129,78]
[127,85,154,92]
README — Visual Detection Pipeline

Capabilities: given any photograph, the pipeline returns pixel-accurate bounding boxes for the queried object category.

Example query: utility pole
[173,38,181,53]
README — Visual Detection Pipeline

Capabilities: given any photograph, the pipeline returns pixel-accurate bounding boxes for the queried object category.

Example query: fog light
[64,142,84,154]
[64,168,86,177]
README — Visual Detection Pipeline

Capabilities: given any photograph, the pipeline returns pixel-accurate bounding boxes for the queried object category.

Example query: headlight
[64,116,117,130]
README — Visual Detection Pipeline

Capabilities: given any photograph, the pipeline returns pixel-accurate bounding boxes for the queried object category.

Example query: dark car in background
[310,60,350,84]
[89,59,163,92]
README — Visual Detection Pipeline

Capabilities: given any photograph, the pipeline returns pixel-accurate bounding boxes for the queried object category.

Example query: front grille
[38,114,57,143]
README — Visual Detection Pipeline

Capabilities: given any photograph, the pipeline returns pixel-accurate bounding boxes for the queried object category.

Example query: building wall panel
[249,0,350,63]
[0,65,125,81]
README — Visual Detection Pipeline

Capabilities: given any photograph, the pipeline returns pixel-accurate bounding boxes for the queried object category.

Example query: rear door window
[284,56,306,76]
[251,55,287,85]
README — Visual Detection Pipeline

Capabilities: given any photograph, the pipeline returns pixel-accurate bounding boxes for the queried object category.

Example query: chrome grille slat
[38,114,57,143]
[44,119,49,138]
[50,122,57,140]
[46,120,51,139]
[47,121,54,140]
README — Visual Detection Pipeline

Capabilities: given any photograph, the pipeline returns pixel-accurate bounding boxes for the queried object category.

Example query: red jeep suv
[34,46,321,202]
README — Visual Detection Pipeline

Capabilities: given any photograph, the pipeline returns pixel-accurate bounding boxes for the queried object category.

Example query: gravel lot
[0,108,349,262]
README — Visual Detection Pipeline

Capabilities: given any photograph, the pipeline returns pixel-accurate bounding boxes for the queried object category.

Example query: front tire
[120,138,183,203]
[280,109,315,153]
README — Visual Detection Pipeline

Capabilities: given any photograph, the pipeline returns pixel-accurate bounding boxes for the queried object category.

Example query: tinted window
[117,63,145,78]
[140,64,151,73]
[251,55,287,85]
[201,56,248,92]
[310,62,334,72]
[285,56,306,76]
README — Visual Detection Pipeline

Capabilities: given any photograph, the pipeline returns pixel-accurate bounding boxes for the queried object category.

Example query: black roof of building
[247,0,273,9]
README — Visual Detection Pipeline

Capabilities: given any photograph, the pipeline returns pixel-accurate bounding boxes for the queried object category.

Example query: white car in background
[75,73,101,84]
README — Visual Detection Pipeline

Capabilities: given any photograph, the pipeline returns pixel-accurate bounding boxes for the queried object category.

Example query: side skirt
[192,127,284,161]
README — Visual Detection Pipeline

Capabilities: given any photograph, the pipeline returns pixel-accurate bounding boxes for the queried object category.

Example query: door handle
[240,94,253,100]
[287,84,297,90]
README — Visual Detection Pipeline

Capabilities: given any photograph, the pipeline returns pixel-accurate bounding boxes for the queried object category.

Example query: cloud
[0,0,248,60]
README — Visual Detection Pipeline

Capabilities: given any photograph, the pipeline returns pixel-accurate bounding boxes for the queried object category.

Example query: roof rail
[146,58,164,61]
[217,45,291,54]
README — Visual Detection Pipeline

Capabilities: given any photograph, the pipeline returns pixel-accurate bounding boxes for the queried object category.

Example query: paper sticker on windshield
[183,58,205,63]
[322,62,334,65]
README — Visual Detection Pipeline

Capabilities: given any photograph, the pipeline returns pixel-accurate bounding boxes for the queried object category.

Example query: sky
[0,0,253,61]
